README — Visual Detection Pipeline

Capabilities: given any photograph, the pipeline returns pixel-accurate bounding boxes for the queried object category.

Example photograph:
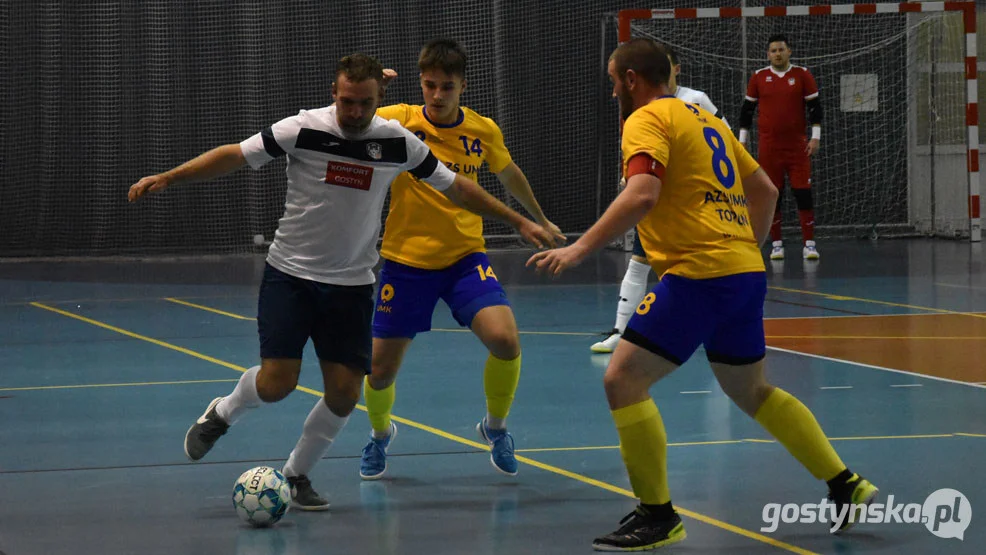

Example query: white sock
[485,415,506,430]
[282,399,349,478]
[215,365,262,425]
[614,259,650,334]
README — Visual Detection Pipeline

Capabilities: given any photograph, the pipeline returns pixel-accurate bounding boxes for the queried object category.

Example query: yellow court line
[0,379,238,392]
[164,298,255,320]
[163,297,594,336]
[31,302,814,555]
[768,286,986,320]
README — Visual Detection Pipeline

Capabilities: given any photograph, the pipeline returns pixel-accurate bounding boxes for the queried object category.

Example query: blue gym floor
[1,239,984,555]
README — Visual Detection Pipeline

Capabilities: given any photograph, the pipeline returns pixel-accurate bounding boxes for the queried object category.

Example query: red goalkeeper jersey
[745,65,818,147]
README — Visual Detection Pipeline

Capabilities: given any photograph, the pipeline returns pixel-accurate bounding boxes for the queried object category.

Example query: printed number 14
[460,136,483,156]
[476,265,498,281]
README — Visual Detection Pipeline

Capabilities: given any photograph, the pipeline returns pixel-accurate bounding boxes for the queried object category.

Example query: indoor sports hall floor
[1,238,984,555]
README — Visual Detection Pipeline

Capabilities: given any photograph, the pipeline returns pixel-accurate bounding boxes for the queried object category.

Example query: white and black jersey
[675,85,730,129]
[240,105,457,286]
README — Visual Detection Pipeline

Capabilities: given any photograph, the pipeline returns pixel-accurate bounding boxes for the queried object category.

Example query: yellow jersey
[377,103,512,269]
[622,97,765,280]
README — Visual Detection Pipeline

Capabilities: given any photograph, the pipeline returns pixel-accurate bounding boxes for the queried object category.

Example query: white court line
[766,346,986,390]
[890,384,924,388]
[819,386,853,390]
[680,390,711,394]
[935,282,986,291]
[764,311,986,320]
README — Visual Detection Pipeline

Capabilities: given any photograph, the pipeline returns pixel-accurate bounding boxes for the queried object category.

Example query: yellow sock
[483,353,521,424]
[612,399,671,505]
[755,388,846,481]
[363,376,396,434]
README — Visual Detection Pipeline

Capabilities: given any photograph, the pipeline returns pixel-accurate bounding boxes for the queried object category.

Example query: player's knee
[603,365,638,403]
[369,359,401,387]
[722,382,773,416]
[321,390,358,417]
[484,330,520,360]
[255,369,298,402]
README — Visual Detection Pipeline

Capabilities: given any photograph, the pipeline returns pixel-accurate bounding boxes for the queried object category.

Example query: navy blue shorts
[372,252,510,339]
[622,272,767,366]
[632,228,645,257]
[257,263,374,373]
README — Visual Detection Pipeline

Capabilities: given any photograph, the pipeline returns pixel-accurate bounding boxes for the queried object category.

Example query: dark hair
[418,38,468,77]
[335,53,384,83]
[610,38,672,87]
[665,44,679,66]
[768,34,790,48]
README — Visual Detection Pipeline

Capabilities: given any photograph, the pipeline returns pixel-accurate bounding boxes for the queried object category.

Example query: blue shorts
[257,263,374,373]
[632,228,645,257]
[622,272,767,366]
[372,252,510,339]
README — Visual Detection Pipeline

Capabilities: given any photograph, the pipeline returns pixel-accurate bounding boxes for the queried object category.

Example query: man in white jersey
[592,46,729,353]
[128,53,559,509]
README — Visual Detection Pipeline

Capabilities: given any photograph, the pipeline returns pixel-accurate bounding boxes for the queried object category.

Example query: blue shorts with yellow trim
[372,252,510,339]
[622,272,767,366]
[631,227,645,257]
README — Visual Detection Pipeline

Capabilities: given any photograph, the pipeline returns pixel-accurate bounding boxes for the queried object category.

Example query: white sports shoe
[803,240,820,260]
[769,240,784,260]
[591,330,621,354]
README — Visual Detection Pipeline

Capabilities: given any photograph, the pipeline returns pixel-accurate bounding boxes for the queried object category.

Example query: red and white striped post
[618,2,981,242]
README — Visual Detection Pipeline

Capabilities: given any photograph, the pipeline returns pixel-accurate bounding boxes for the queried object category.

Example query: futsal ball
[232,466,292,527]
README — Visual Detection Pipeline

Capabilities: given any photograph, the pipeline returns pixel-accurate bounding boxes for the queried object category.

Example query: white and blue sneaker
[477,418,518,476]
[770,240,785,260]
[360,422,397,481]
[803,240,820,260]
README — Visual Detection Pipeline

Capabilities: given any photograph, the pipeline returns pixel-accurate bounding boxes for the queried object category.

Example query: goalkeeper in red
[529,38,876,551]
[739,34,822,261]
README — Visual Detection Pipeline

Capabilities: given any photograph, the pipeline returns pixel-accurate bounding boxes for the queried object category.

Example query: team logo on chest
[366,142,383,160]
[788,77,796,86]
[766,76,773,82]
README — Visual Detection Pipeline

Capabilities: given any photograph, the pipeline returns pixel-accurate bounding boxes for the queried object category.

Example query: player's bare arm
[495,162,564,240]
[740,168,780,246]
[128,144,247,202]
[442,173,561,249]
[527,173,660,277]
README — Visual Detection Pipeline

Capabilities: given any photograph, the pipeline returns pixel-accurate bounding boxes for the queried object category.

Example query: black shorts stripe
[706,351,765,366]
[409,151,439,180]
[621,328,685,366]
[294,128,408,164]
[261,127,286,158]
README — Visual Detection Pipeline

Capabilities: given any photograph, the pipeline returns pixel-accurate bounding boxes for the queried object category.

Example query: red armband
[626,153,666,180]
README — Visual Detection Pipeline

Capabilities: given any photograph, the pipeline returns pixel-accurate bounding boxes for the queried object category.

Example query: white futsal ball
[232,466,292,526]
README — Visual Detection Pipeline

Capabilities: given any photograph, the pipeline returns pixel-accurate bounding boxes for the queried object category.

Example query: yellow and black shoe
[592,505,686,551]
[827,472,879,534]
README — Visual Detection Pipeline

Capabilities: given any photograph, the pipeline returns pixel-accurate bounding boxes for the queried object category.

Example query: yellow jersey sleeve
[621,109,671,169]
[478,117,512,174]
[729,132,760,178]
[376,103,413,125]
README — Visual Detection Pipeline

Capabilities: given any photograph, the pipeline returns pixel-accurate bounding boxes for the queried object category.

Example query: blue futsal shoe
[360,422,397,480]
[477,418,518,476]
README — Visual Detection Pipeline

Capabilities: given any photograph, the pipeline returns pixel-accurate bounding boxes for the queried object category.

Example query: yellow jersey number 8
[636,292,656,315]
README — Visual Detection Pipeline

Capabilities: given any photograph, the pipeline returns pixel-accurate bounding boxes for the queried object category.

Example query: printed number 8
[703,127,735,189]
[636,293,656,315]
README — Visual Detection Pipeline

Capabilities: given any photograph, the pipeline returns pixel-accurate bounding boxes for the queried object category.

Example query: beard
[618,88,635,120]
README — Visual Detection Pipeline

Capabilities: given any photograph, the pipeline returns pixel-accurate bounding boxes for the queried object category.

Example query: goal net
[612,2,980,242]
[1,1,603,257]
